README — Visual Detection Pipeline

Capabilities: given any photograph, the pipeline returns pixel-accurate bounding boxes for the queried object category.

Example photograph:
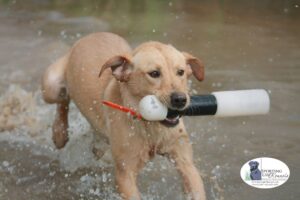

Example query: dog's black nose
[170,92,187,109]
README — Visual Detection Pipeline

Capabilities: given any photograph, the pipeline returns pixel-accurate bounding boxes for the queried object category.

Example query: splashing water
[0,85,113,171]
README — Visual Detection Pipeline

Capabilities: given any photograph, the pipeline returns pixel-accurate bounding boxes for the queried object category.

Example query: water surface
[0,1,300,199]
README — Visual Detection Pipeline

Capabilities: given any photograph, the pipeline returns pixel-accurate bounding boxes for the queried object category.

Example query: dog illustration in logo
[249,161,262,180]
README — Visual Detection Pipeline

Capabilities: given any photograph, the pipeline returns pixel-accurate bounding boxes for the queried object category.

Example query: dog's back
[66,32,131,129]
[42,32,131,147]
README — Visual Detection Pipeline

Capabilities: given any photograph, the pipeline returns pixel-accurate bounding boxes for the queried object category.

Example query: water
[0,0,300,199]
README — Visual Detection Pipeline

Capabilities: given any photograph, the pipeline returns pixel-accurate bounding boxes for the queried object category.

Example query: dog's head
[99,42,204,127]
[249,161,259,171]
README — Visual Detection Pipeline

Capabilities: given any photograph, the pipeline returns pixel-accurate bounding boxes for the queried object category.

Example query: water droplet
[37,30,43,36]
[2,161,9,167]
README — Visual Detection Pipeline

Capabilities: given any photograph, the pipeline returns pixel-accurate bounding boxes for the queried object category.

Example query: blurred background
[0,0,299,199]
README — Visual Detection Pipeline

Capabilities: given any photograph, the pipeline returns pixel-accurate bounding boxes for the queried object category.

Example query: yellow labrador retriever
[42,32,205,200]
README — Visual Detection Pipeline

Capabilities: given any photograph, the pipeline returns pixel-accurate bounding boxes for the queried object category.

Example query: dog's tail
[42,53,70,104]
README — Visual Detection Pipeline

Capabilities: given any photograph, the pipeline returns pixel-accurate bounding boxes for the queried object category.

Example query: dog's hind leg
[52,99,70,148]
[42,54,70,149]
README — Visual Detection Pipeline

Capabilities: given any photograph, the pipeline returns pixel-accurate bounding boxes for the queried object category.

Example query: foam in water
[0,85,112,172]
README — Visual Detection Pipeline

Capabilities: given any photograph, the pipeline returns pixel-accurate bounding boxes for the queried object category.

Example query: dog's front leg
[166,133,206,200]
[115,164,140,200]
[110,133,149,200]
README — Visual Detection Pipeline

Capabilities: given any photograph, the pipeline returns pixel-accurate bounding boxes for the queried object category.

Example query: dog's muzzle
[170,92,187,109]
[159,92,188,127]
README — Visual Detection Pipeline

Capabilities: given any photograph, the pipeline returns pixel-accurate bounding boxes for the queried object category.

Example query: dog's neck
[111,80,176,145]
[117,82,166,141]
[119,83,141,111]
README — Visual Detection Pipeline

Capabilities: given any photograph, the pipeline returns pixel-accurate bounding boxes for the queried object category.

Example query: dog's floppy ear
[182,52,204,81]
[99,55,132,82]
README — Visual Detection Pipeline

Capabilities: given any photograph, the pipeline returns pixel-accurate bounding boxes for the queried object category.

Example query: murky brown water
[0,0,300,199]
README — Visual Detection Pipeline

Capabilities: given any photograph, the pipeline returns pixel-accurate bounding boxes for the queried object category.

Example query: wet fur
[42,32,206,200]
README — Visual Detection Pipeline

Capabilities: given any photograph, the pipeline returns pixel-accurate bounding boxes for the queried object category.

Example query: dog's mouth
[160,115,180,127]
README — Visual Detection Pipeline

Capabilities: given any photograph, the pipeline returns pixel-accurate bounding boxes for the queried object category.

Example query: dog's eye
[177,69,185,76]
[148,70,161,78]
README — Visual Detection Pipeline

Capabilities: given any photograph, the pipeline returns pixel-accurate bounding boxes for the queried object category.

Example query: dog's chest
[130,120,177,150]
